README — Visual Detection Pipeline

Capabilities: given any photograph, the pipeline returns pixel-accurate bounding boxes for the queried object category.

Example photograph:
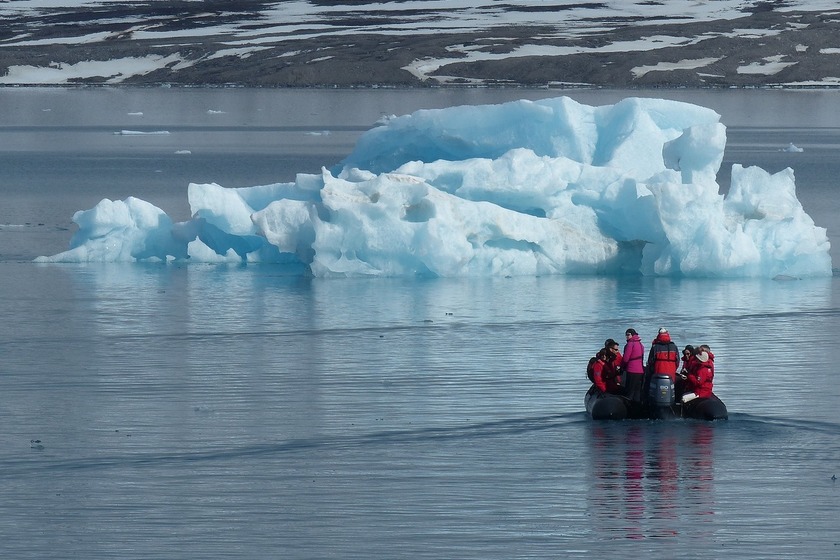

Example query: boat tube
[584,385,631,420]
[681,393,728,420]
[584,374,728,421]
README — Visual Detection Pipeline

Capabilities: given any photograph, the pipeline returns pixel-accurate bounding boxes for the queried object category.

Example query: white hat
[696,351,709,363]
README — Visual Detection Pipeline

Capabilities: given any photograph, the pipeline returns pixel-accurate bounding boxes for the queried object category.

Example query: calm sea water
[0,88,839,559]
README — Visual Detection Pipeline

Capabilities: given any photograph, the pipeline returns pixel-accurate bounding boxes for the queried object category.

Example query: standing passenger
[621,328,645,405]
[646,327,680,385]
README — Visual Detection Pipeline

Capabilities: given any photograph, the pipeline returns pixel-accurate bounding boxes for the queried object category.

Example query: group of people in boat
[589,327,715,406]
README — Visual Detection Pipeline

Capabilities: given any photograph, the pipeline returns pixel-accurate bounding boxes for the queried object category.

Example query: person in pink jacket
[621,328,646,404]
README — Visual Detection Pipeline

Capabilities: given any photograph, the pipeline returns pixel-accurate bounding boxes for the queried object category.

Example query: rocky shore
[1,2,839,88]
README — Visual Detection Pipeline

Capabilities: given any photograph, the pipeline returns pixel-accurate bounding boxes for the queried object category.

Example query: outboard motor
[649,374,677,419]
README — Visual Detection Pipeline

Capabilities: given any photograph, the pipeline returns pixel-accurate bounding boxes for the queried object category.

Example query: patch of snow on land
[737,55,798,75]
[0,31,120,46]
[718,28,783,39]
[632,58,723,79]
[0,55,187,84]
[786,77,840,86]
[404,35,709,81]
[204,47,272,60]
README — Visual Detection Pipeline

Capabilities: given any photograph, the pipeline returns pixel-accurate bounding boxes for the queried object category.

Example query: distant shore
[2,5,840,88]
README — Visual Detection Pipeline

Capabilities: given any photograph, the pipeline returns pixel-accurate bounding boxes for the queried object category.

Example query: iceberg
[37,96,831,278]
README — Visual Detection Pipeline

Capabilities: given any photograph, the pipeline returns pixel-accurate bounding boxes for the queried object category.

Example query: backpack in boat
[586,356,598,382]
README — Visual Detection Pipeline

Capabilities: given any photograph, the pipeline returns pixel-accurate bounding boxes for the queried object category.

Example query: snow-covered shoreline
[2,1,840,88]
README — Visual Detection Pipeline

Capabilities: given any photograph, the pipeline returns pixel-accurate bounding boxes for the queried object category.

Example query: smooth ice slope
[37,96,832,278]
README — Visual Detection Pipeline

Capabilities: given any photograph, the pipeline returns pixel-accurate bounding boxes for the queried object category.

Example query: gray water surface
[1,264,838,558]
[0,88,838,559]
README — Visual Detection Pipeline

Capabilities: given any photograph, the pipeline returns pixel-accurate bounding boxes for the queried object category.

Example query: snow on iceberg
[36,96,831,278]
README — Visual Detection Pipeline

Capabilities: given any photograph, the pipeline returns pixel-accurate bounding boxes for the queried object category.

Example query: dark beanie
[625,328,637,336]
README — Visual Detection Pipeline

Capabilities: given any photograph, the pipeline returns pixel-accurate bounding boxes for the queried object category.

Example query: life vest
[652,344,678,376]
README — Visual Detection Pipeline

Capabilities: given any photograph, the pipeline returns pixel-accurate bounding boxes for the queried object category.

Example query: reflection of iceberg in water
[587,423,716,541]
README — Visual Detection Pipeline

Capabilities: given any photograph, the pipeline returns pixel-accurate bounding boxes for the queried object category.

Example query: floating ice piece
[39,96,832,278]
[114,130,170,135]
[782,142,804,153]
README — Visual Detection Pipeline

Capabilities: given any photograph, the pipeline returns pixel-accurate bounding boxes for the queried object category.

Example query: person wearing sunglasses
[680,345,695,376]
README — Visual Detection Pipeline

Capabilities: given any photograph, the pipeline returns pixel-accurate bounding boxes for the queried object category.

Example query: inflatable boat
[584,374,728,421]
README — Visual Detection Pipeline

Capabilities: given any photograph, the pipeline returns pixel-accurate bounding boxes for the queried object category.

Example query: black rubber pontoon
[584,382,728,421]
[681,394,728,420]
[584,385,629,420]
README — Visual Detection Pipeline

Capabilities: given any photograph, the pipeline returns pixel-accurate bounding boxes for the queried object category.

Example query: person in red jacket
[592,339,622,394]
[680,345,695,376]
[647,328,680,380]
[684,345,715,399]
[645,328,680,404]
[621,328,645,404]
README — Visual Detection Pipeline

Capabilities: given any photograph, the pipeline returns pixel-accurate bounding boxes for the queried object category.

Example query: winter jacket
[593,349,623,394]
[680,354,692,375]
[621,334,645,375]
[685,351,715,398]
[647,332,680,380]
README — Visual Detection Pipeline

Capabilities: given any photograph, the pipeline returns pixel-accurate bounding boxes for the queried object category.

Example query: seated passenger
[680,345,695,376]
[684,345,715,399]
[677,344,695,397]
[592,339,623,394]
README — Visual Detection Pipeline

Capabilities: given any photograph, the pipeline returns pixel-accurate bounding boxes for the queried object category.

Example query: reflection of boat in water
[587,422,716,540]
[584,374,728,421]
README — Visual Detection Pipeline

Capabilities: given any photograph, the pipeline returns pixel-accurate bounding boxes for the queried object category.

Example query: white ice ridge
[37,96,832,278]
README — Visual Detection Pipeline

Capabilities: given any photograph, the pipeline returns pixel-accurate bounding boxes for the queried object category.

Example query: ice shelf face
[38,96,831,279]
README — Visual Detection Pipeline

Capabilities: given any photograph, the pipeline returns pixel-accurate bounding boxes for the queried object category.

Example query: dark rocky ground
[1,2,839,87]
